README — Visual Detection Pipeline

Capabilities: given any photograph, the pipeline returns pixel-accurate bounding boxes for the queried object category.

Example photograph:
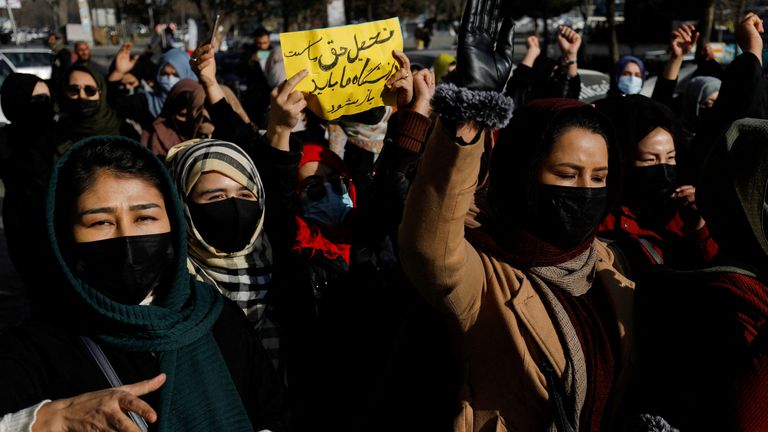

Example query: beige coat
[399,123,636,432]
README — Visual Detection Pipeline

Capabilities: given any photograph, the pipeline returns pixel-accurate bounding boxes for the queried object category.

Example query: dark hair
[57,139,167,226]
[539,109,611,165]
[253,27,270,38]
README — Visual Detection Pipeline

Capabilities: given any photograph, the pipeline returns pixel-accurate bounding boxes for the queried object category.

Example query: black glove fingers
[480,0,501,37]
[495,16,515,58]
[460,0,483,34]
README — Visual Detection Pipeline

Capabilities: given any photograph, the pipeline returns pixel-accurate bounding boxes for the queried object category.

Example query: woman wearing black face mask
[0,136,287,431]
[399,0,641,428]
[0,73,58,305]
[143,79,214,157]
[57,64,138,154]
[596,95,718,278]
[167,138,279,366]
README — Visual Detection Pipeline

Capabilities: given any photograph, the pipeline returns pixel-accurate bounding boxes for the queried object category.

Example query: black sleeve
[505,64,536,109]
[692,52,768,166]
[710,52,768,126]
[353,109,431,248]
[214,300,289,432]
[208,98,261,146]
[651,76,677,109]
[262,142,303,260]
[548,70,581,100]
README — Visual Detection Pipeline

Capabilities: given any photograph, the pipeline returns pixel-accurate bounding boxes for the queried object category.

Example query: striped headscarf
[167,139,279,362]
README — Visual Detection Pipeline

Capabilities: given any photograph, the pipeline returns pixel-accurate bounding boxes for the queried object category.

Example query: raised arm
[557,25,581,78]
[653,24,698,107]
[399,0,514,327]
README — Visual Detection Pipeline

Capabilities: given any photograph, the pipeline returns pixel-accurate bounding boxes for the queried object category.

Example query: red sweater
[599,206,718,272]
[709,273,768,431]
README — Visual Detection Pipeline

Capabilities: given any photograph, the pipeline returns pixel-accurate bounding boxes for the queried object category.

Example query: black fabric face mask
[525,184,608,250]
[188,197,263,253]
[66,98,100,118]
[625,164,680,227]
[74,233,175,304]
[28,94,53,119]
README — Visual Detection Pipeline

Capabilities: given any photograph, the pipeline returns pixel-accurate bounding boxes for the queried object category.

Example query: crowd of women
[0,0,767,430]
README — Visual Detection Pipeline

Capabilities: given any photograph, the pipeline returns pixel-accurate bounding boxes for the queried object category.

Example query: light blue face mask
[301,182,354,227]
[157,75,180,93]
[618,75,643,95]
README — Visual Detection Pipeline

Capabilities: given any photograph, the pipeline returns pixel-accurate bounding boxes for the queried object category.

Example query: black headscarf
[58,64,122,153]
[0,73,50,124]
[595,95,693,183]
[697,118,768,278]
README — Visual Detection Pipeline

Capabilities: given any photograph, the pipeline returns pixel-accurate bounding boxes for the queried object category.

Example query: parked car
[0,47,52,124]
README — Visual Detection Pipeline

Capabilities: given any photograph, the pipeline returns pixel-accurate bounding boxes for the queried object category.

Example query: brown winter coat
[399,122,636,432]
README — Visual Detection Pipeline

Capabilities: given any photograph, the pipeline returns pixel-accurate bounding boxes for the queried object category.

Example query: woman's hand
[267,70,308,151]
[190,40,225,104]
[190,41,217,88]
[108,43,138,82]
[670,24,698,59]
[557,25,581,62]
[412,69,436,117]
[33,374,166,432]
[672,185,705,231]
[521,35,540,68]
[386,50,414,109]
[736,12,765,64]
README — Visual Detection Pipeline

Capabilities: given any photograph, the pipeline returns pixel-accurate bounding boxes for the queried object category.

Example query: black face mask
[66,98,100,118]
[74,233,175,304]
[28,94,53,119]
[525,184,608,250]
[187,197,263,253]
[625,164,679,227]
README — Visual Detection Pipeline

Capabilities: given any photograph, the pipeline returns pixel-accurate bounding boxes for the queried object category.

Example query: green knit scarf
[46,136,253,432]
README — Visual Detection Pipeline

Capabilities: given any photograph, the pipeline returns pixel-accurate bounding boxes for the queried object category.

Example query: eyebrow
[78,203,160,217]
[198,188,228,195]
[199,186,253,195]
[553,162,608,170]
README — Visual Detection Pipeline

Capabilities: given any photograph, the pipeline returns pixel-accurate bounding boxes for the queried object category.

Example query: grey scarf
[526,244,599,432]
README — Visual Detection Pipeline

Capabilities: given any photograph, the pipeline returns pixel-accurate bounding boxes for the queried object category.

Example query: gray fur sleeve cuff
[430,82,515,130]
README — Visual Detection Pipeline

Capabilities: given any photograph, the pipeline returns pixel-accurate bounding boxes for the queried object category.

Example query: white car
[0,47,53,124]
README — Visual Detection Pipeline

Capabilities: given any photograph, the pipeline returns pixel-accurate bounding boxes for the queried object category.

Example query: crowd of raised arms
[0,0,767,430]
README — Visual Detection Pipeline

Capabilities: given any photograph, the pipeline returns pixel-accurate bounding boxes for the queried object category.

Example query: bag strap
[81,336,150,432]
[638,238,664,265]
[541,358,577,432]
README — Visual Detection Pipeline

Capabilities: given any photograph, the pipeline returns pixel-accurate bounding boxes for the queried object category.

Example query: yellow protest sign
[280,18,403,120]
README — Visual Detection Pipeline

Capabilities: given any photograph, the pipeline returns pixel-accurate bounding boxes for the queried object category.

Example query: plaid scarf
[168,139,278,363]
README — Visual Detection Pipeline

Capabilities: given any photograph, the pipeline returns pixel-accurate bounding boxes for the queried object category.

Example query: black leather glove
[452,0,515,92]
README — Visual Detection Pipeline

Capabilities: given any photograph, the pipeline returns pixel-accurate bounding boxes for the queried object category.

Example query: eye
[136,215,158,224]
[592,176,607,184]
[207,193,226,201]
[555,172,577,180]
[239,192,257,200]
[88,219,113,228]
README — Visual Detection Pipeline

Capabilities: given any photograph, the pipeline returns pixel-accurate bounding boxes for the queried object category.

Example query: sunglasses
[302,174,349,201]
[65,84,99,98]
